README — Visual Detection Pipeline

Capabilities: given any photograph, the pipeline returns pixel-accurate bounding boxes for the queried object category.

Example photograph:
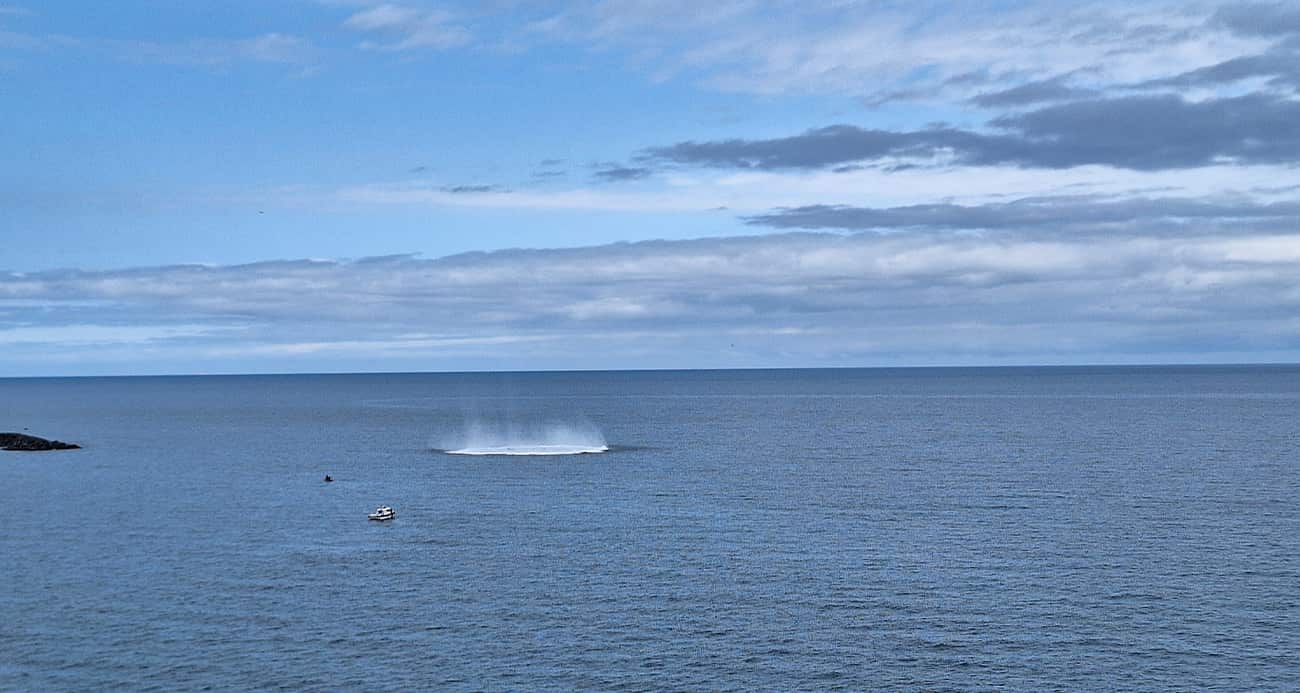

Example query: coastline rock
[0,433,81,451]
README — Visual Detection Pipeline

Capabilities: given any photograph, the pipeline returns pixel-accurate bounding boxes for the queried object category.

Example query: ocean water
[1,366,1298,690]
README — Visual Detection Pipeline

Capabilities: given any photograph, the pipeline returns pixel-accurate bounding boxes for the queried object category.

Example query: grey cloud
[970,76,1098,108]
[647,125,999,170]
[856,69,1000,105]
[440,184,508,194]
[1135,49,1300,90]
[593,165,652,182]
[746,195,1300,233]
[1252,183,1300,194]
[648,93,1300,171]
[944,70,997,87]
[1213,2,1300,37]
[861,87,938,107]
[5,229,1300,374]
[991,93,1300,169]
[534,159,567,178]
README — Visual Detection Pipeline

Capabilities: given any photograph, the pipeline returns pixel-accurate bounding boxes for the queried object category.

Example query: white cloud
[523,1,1269,99]
[0,323,222,345]
[331,161,1300,216]
[4,229,1300,374]
[343,3,470,51]
[0,1,315,68]
[114,33,317,67]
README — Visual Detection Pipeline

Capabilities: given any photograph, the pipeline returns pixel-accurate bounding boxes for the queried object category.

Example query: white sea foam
[440,420,609,456]
[446,443,609,456]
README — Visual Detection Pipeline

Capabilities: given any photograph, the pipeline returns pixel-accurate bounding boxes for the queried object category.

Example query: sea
[1,366,1298,691]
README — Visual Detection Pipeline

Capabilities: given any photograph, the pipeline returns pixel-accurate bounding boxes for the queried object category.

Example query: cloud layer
[644,93,1300,172]
[746,193,1300,235]
[4,228,1300,374]
[6,2,1300,374]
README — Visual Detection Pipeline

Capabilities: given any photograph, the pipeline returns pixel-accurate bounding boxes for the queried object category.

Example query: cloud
[525,1,1261,101]
[1134,45,1300,90]
[593,164,652,182]
[991,93,1300,169]
[0,8,80,53]
[5,227,1300,374]
[0,5,314,67]
[0,21,315,69]
[0,28,40,50]
[745,194,1300,234]
[440,184,508,194]
[647,125,992,171]
[1212,2,1300,37]
[647,93,1300,172]
[0,324,219,346]
[343,3,470,51]
[117,33,317,67]
[970,75,1099,108]
[325,158,1297,225]
[337,180,732,212]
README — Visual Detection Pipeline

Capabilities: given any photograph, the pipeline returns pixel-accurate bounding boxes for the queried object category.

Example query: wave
[437,419,609,456]
[445,443,609,456]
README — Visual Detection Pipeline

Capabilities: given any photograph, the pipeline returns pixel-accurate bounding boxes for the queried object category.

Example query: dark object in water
[0,433,81,451]
[324,474,333,482]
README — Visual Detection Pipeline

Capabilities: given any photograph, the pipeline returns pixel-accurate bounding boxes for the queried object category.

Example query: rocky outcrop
[0,433,81,451]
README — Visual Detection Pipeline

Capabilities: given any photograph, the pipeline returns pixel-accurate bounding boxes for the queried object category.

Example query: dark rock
[0,433,81,451]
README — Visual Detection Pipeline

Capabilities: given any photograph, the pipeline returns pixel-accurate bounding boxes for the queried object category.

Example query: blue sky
[3,1,1300,375]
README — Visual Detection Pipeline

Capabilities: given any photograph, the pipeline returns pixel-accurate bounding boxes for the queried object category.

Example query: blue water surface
[1,367,1298,690]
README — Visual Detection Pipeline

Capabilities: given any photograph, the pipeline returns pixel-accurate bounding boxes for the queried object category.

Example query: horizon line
[3,361,1298,381]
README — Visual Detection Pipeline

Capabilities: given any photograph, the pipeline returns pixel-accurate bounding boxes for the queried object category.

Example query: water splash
[440,418,609,456]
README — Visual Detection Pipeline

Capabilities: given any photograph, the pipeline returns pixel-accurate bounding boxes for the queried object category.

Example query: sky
[2,0,1300,376]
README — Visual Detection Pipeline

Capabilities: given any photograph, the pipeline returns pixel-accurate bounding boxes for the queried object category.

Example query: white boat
[368,505,395,521]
